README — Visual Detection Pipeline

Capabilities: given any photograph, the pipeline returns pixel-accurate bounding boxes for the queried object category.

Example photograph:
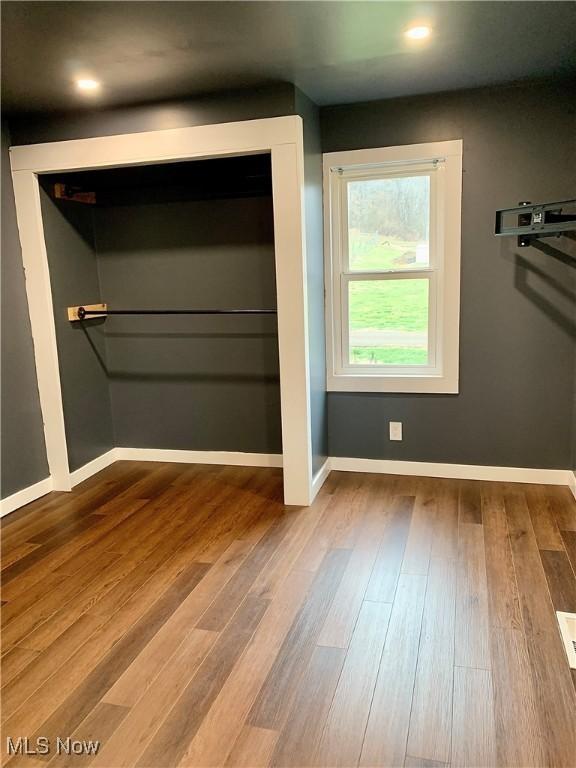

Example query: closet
[38,154,282,475]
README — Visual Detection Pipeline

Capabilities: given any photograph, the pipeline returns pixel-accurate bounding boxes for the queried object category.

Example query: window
[323,140,462,393]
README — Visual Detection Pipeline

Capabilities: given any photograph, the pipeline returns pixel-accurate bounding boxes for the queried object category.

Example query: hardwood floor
[1,463,575,767]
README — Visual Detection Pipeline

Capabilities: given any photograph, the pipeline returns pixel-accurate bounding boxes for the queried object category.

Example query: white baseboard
[568,471,576,501]
[69,449,118,487]
[329,456,572,486]
[311,458,331,502]
[0,477,53,518]
[3,452,574,518]
[114,447,283,468]
[0,448,283,517]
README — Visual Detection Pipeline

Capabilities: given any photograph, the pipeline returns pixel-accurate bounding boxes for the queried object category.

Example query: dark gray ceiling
[2,1,575,114]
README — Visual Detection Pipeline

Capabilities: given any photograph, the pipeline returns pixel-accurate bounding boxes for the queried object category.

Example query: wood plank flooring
[1,463,575,767]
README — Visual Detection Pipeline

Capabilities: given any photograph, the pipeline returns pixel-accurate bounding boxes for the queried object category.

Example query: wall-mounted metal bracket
[495,199,576,247]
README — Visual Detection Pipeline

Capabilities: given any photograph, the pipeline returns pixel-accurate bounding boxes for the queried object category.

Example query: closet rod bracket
[68,304,107,321]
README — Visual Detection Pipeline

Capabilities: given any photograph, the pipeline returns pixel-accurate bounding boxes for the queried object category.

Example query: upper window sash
[337,164,440,277]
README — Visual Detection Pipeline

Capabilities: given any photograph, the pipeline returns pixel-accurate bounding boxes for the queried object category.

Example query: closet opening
[38,153,283,483]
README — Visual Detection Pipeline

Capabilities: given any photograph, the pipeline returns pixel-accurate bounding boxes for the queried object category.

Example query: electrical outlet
[389,421,402,441]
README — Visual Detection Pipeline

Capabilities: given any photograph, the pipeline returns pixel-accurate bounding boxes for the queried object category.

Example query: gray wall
[8,83,296,145]
[39,184,114,471]
[295,88,328,476]
[573,369,576,471]
[94,177,281,454]
[322,80,576,469]
[1,123,49,496]
[573,300,576,471]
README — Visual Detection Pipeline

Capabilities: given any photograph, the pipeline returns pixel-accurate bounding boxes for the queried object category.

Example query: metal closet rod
[78,307,277,319]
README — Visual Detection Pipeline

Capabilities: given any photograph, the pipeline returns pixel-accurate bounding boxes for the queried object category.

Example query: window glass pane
[348,279,429,365]
[347,175,430,271]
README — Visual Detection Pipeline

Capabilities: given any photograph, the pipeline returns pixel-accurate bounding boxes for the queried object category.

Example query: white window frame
[323,140,462,394]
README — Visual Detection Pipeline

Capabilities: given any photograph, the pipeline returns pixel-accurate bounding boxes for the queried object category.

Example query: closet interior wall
[39,155,281,472]
[39,183,113,472]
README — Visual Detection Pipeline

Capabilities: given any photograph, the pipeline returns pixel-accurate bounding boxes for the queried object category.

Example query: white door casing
[9,116,314,505]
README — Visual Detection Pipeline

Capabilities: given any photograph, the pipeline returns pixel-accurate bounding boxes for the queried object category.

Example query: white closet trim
[9,116,314,505]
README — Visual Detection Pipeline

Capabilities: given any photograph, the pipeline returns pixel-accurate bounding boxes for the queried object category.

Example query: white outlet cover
[389,421,402,441]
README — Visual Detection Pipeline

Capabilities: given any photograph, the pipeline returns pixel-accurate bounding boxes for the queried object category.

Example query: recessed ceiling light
[76,78,100,91]
[405,25,432,40]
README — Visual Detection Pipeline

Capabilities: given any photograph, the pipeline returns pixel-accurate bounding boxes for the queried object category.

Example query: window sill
[327,373,459,394]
